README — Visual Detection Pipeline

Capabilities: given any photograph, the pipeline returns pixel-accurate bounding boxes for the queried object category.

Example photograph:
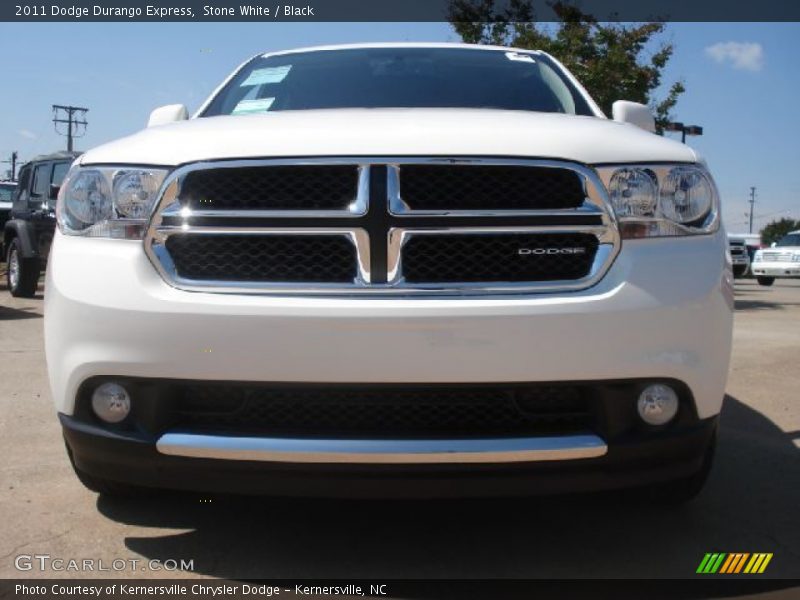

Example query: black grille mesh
[179,165,359,211]
[173,384,593,437]
[402,233,599,283]
[399,165,585,211]
[165,234,357,282]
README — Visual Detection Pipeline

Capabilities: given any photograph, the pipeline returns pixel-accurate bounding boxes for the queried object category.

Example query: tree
[760,218,800,246]
[447,0,685,132]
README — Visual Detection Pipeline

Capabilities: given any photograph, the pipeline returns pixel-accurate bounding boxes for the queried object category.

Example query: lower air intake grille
[173,384,593,437]
[402,232,599,283]
[165,234,357,283]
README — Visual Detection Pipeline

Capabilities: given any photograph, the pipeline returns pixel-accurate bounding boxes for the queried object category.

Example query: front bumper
[47,230,731,493]
[730,255,749,266]
[45,231,732,419]
[752,262,800,277]
[62,413,718,497]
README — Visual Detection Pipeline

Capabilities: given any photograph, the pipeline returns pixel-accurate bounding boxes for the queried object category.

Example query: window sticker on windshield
[505,52,535,63]
[232,97,275,115]
[240,65,292,86]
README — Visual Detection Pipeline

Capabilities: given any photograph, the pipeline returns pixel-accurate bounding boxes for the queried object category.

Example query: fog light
[636,384,679,426]
[91,382,131,423]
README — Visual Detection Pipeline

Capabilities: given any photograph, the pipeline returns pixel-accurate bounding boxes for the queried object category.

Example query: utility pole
[748,187,756,234]
[2,151,18,181]
[52,104,88,152]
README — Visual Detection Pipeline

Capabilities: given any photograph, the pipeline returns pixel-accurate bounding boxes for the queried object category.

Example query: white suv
[752,230,800,286]
[45,44,733,501]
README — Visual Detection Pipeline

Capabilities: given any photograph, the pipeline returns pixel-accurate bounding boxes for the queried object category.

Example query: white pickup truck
[752,230,800,285]
[45,43,733,502]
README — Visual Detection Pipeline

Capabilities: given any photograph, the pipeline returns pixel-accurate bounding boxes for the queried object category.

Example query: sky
[0,21,797,235]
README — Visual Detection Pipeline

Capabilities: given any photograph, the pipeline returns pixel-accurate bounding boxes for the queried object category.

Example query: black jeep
[3,152,80,297]
[0,181,15,229]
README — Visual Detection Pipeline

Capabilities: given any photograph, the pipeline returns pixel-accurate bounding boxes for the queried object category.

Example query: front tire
[6,238,40,298]
[757,276,775,287]
[732,265,748,279]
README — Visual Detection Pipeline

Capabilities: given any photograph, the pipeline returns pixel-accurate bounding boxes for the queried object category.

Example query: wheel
[757,276,775,287]
[65,442,149,497]
[5,238,40,297]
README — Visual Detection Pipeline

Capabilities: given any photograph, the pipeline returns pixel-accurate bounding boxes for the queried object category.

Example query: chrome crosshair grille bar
[143,157,621,296]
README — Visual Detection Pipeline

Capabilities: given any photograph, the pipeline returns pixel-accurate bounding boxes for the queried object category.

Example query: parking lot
[0,273,798,581]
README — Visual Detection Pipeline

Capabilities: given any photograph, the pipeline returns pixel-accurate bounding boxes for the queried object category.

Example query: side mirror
[147,104,188,128]
[771,242,777,248]
[49,184,60,200]
[612,100,655,133]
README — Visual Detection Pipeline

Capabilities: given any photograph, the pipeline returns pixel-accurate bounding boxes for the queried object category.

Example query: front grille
[172,384,593,437]
[402,233,599,283]
[179,165,359,211]
[761,251,792,262]
[398,165,585,211]
[165,234,357,282]
[146,158,618,294]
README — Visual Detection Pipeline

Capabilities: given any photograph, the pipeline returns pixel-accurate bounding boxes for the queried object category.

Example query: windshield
[0,183,15,202]
[202,47,594,117]
[776,234,800,247]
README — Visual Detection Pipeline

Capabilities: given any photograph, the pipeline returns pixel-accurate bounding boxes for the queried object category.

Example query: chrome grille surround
[144,157,620,296]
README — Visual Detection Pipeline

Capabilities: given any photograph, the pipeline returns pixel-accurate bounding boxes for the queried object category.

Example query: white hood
[80,108,696,167]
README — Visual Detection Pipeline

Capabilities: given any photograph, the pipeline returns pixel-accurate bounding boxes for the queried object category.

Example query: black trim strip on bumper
[61,413,717,498]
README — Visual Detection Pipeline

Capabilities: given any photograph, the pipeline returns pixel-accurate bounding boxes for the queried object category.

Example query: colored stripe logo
[697,553,773,574]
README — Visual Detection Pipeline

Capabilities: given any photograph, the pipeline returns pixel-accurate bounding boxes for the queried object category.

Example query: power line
[727,208,795,229]
[754,208,793,220]
[52,104,88,152]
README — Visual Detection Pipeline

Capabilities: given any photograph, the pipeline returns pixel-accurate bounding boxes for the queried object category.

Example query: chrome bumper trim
[156,433,608,464]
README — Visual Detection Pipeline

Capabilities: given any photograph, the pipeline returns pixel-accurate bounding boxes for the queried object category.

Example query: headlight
[793,254,800,263]
[113,170,165,219]
[57,165,168,239]
[659,167,714,224]
[608,168,657,218]
[753,252,762,262]
[597,164,719,239]
[63,170,112,225]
